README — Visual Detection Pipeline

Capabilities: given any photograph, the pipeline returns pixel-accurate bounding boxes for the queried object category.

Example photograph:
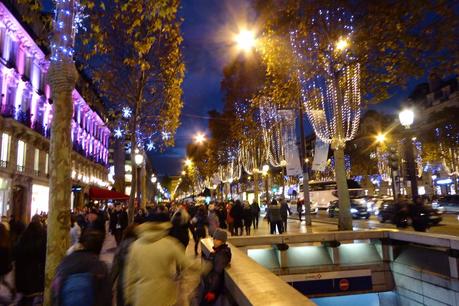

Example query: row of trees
[177,0,458,230]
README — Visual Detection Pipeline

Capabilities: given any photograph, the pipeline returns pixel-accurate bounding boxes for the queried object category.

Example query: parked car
[376,201,442,227]
[327,199,370,219]
[432,195,459,214]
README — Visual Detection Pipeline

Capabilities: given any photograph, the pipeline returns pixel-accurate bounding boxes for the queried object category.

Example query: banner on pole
[312,140,329,172]
[278,110,302,176]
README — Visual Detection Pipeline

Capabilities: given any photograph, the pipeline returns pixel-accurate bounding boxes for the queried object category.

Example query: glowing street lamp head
[262,164,269,173]
[399,109,414,129]
[194,132,206,144]
[134,151,144,166]
[335,37,349,52]
[235,29,256,52]
[376,133,386,143]
[184,158,193,167]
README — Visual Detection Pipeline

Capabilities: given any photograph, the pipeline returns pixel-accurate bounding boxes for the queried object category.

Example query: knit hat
[213,228,228,243]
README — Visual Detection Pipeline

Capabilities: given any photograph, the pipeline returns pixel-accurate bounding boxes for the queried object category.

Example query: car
[376,201,442,226]
[327,199,370,219]
[432,195,459,214]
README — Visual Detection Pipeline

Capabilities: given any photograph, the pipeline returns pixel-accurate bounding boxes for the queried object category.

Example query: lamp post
[399,109,418,201]
[151,174,157,203]
[262,164,270,203]
[134,149,144,207]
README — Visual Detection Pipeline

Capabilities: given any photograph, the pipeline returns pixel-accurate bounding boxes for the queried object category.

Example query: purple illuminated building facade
[0,3,111,223]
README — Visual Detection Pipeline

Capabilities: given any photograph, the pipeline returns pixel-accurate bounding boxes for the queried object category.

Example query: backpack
[60,273,95,306]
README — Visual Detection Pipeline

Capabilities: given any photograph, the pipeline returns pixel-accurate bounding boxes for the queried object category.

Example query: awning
[89,187,129,201]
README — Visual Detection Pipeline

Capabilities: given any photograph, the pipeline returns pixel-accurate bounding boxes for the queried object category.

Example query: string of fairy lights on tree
[290,7,361,149]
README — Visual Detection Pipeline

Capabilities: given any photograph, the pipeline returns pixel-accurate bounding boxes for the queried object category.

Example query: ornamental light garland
[290,7,361,149]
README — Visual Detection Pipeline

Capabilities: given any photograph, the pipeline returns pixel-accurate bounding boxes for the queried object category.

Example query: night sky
[150,0,423,176]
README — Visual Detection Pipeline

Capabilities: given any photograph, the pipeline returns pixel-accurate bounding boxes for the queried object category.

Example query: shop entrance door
[12,185,27,223]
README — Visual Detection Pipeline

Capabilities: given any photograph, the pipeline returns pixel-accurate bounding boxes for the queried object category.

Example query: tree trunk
[44,60,77,305]
[334,147,352,230]
[253,172,259,204]
[128,137,137,224]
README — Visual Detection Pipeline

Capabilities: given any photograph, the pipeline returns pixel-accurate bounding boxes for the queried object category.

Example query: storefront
[0,176,10,216]
[31,184,49,218]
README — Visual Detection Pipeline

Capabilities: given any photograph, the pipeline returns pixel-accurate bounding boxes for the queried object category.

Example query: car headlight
[350,208,358,213]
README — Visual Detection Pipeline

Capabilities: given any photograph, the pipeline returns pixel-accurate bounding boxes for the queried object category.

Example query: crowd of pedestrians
[0,196,292,305]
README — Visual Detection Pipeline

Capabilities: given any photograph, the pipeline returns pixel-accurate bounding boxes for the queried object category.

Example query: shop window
[34,148,40,172]
[0,133,10,165]
[45,152,49,175]
[17,140,26,171]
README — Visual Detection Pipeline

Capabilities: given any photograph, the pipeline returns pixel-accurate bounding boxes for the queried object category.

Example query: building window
[34,148,40,172]
[17,140,26,171]
[0,133,10,166]
[45,153,49,175]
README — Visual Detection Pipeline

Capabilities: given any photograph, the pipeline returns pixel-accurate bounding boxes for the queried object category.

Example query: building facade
[0,3,111,223]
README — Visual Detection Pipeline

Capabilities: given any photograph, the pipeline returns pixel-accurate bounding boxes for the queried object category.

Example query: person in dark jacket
[201,229,232,305]
[280,200,291,232]
[14,219,46,306]
[250,201,260,229]
[297,200,303,222]
[110,204,128,245]
[52,229,111,306]
[169,206,191,249]
[242,202,253,235]
[216,204,227,229]
[267,199,283,234]
[0,223,13,302]
[191,205,208,255]
[111,225,137,306]
[230,200,243,236]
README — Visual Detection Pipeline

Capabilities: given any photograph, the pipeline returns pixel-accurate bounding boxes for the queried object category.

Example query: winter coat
[14,222,46,295]
[250,203,260,217]
[267,205,282,223]
[169,209,191,247]
[111,237,136,306]
[0,246,11,276]
[207,211,220,237]
[203,244,232,295]
[230,204,243,227]
[192,212,208,238]
[280,202,291,220]
[52,250,111,306]
[242,206,252,225]
[124,222,200,306]
[110,210,128,233]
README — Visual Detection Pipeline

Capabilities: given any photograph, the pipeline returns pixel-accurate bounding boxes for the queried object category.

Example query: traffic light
[388,146,398,170]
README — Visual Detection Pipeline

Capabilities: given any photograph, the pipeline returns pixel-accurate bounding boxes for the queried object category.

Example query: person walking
[280,199,291,232]
[14,219,47,306]
[225,202,234,236]
[110,203,128,245]
[297,199,303,222]
[207,204,220,237]
[0,223,13,303]
[191,205,208,256]
[124,213,200,306]
[199,229,232,306]
[250,201,260,229]
[51,229,111,306]
[242,202,253,235]
[230,200,243,236]
[267,199,283,234]
[111,225,138,306]
[169,206,191,249]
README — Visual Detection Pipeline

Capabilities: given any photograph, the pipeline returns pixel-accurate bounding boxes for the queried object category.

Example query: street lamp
[151,175,157,183]
[398,108,418,201]
[194,132,206,144]
[181,170,186,176]
[376,133,386,144]
[235,29,256,52]
[335,37,349,52]
[184,158,193,168]
[134,149,144,207]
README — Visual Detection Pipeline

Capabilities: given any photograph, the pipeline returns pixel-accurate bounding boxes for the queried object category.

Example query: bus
[299,180,364,211]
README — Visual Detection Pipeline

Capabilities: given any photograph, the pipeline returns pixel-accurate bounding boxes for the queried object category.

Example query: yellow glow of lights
[184,158,193,167]
[376,133,386,143]
[194,132,206,144]
[235,29,256,52]
[335,37,349,51]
